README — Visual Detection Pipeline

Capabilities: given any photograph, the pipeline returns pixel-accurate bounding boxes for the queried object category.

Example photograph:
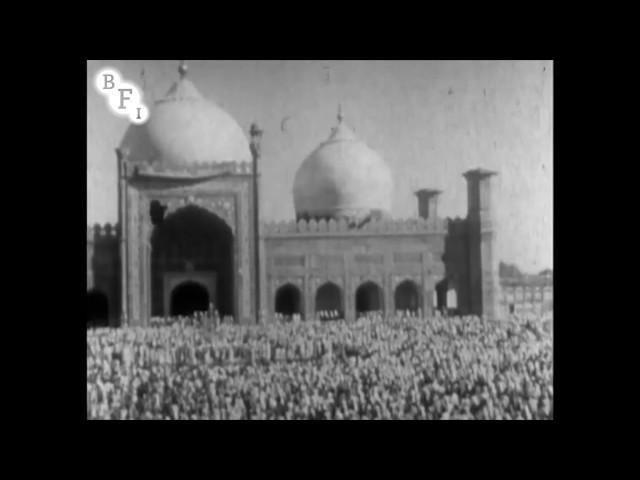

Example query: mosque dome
[293,108,393,222]
[119,62,251,167]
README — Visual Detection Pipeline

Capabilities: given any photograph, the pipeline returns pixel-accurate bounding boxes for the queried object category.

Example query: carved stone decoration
[312,275,344,290]
[355,275,383,287]
[160,194,237,235]
[391,275,421,289]
[274,277,304,290]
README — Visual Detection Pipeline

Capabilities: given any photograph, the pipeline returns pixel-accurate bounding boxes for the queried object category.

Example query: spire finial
[140,66,146,90]
[337,104,343,124]
[178,60,188,79]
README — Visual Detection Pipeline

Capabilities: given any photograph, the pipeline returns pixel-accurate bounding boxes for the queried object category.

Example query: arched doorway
[435,279,458,314]
[355,281,384,317]
[170,281,209,316]
[151,205,234,317]
[395,280,421,314]
[315,282,343,320]
[275,283,302,320]
[87,289,109,327]
[435,279,448,313]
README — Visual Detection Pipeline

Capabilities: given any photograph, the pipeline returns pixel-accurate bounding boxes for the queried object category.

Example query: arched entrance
[151,205,234,317]
[436,279,458,314]
[87,289,109,327]
[315,282,343,320]
[435,279,448,313]
[395,280,421,314]
[355,281,384,317]
[170,281,209,316]
[275,283,302,320]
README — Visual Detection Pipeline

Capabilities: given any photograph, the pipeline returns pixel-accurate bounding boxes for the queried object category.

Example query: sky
[87,60,553,273]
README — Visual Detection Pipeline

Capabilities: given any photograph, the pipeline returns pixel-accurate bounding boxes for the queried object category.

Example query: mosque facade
[87,63,504,326]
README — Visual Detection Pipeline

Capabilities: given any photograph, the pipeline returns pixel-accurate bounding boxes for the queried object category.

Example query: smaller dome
[293,109,393,222]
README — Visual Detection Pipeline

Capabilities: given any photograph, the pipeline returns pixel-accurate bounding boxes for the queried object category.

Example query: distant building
[500,271,553,316]
[87,62,506,326]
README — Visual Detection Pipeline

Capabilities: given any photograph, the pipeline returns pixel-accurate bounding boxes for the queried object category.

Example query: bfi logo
[94,68,149,124]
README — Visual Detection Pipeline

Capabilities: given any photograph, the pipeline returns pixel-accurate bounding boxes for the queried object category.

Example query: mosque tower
[113,61,257,325]
[464,168,500,319]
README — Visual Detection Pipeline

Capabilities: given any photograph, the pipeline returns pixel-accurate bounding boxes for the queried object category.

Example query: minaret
[250,122,263,324]
[116,145,129,326]
[463,168,500,319]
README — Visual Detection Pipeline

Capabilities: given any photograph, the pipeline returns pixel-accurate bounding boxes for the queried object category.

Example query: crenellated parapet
[130,160,253,178]
[87,223,120,244]
[446,217,468,236]
[262,217,447,237]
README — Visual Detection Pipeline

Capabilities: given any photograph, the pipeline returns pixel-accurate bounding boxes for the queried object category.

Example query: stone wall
[500,276,553,315]
[264,226,447,322]
[87,223,120,325]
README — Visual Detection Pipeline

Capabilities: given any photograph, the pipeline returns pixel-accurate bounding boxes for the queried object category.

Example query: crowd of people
[316,310,343,321]
[87,311,553,420]
[273,313,303,323]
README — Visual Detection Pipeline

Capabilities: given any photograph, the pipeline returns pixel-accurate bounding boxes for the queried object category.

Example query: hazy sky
[87,60,552,273]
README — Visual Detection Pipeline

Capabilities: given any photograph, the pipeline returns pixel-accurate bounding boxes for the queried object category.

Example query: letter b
[102,74,115,90]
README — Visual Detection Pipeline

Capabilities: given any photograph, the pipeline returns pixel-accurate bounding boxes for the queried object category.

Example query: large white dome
[119,65,251,167]
[293,114,393,222]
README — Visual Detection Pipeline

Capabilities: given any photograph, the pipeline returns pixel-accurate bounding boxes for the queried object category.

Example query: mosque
[87,62,505,326]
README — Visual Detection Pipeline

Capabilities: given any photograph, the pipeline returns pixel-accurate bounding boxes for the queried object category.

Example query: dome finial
[337,104,343,124]
[140,66,146,89]
[178,60,188,79]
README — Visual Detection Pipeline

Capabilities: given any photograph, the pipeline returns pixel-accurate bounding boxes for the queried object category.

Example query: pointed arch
[151,205,234,317]
[394,279,421,314]
[355,281,384,317]
[275,283,303,319]
[315,282,343,320]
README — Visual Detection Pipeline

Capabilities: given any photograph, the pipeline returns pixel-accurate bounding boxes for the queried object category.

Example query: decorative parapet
[500,275,553,288]
[87,223,120,243]
[262,217,447,237]
[131,160,253,178]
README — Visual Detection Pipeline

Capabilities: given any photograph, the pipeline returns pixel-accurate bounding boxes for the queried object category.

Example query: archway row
[272,279,425,321]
